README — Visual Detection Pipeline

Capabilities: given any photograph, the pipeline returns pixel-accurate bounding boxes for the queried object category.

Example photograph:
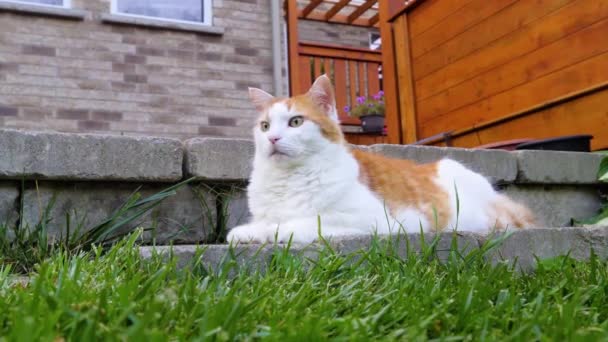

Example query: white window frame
[1,0,71,8]
[110,0,212,27]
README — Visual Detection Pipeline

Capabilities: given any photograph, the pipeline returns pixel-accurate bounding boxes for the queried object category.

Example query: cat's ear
[307,74,339,123]
[248,87,274,112]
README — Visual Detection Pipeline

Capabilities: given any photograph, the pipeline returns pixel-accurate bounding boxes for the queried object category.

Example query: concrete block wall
[1,129,605,245]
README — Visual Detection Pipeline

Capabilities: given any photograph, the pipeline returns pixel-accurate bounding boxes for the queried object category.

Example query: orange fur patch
[288,95,344,143]
[351,149,452,231]
[255,95,344,143]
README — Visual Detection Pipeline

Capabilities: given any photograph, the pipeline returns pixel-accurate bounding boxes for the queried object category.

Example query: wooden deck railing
[295,41,382,125]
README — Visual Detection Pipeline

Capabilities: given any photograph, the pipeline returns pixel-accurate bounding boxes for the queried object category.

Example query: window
[3,0,70,7]
[112,0,211,26]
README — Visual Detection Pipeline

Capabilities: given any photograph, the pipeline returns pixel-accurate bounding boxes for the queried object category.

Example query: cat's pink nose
[268,136,281,144]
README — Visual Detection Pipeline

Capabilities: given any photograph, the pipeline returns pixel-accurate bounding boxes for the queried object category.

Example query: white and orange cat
[227,75,536,244]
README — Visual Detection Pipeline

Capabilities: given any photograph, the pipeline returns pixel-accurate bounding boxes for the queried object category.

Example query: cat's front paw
[226,224,271,244]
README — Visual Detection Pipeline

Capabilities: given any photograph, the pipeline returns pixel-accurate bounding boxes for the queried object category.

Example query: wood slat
[299,43,382,62]
[472,89,608,150]
[419,51,608,138]
[378,0,403,144]
[417,17,608,123]
[413,0,573,82]
[408,0,473,37]
[358,62,366,97]
[323,58,331,76]
[411,0,516,59]
[415,0,606,100]
[347,0,377,24]
[349,61,358,107]
[302,0,324,18]
[345,133,388,145]
[286,0,301,95]
[367,13,379,26]
[335,60,360,125]
[326,0,351,20]
[367,62,380,96]
[313,58,322,78]
[299,56,312,93]
[392,14,418,143]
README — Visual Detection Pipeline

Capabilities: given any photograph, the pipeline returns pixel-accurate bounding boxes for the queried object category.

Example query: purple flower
[372,94,381,101]
[368,103,374,107]
[343,105,350,113]
[356,96,366,104]
[378,90,384,97]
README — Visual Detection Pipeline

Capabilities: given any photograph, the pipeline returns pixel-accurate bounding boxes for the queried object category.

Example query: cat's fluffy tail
[488,195,539,230]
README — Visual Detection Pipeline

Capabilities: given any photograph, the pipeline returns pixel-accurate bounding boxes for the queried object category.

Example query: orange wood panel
[419,52,608,137]
[468,89,608,150]
[393,14,418,143]
[323,58,331,76]
[334,59,348,117]
[298,56,312,94]
[348,61,358,106]
[313,58,322,78]
[415,0,607,100]
[378,0,402,144]
[408,0,473,37]
[367,62,380,96]
[413,0,574,81]
[411,0,516,58]
[358,62,366,96]
[345,133,388,145]
[286,0,301,95]
[417,17,608,123]
[299,43,382,62]
[334,59,359,125]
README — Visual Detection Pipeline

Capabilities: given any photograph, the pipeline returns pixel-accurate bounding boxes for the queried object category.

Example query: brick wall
[0,0,374,139]
[299,20,377,48]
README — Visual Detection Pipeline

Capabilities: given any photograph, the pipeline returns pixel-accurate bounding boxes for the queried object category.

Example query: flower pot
[360,114,385,133]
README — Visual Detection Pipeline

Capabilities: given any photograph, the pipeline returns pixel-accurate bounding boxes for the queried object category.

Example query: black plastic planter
[515,134,593,152]
[360,115,385,133]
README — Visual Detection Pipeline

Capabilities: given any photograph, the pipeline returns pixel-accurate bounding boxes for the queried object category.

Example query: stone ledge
[0,129,183,182]
[515,150,605,184]
[367,144,518,184]
[140,228,608,272]
[101,13,224,35]
[184,138,254,181]
[0,1,87,19]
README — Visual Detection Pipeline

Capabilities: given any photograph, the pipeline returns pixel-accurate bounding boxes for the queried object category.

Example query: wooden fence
[381,0,608,150]
[295,42,383,125]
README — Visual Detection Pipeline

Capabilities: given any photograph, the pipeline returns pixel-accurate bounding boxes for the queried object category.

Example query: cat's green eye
[260,121,270,132]
[288,116,304,128]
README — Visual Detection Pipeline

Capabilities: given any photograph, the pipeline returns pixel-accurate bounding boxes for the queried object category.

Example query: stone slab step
[140,227,608,272]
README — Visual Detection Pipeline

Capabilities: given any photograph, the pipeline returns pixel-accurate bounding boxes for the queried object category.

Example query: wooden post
[378,0,403,144]
[393,14,418,144]
[286,0,301,96]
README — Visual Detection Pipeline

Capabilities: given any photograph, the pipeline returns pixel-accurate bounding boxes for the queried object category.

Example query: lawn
[1,232,607,341]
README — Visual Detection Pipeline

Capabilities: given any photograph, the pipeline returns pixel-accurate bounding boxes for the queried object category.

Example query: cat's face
[249,75,343,162]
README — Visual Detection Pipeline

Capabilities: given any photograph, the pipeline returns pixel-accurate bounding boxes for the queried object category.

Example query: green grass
[1,232,608,341]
